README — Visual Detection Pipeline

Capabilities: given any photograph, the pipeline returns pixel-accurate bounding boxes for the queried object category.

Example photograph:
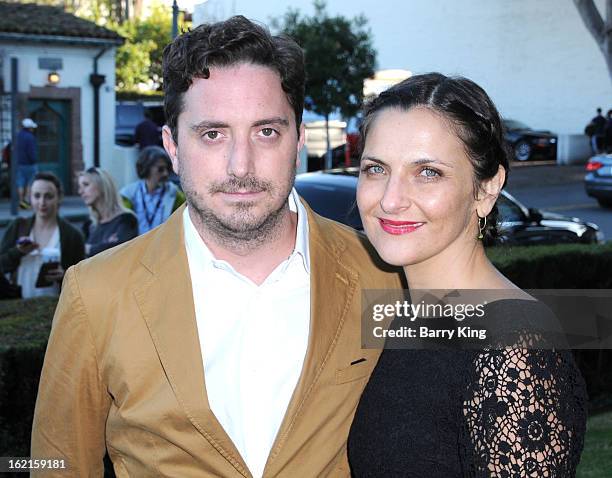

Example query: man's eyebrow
[252,117,290,128]
[190,120,230,132]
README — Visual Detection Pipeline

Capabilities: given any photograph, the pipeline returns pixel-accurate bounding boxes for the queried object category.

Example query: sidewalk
[0,196,89,227]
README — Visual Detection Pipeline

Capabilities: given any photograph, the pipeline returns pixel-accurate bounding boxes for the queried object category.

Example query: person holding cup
[0,172,85,298]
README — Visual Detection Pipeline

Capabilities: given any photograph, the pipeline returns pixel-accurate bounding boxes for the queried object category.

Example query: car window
[295,183,362,229]
[497,195,525,222]
[116,104,144,128]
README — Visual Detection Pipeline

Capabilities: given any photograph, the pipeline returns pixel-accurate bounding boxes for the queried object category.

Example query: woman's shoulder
[119,210,137,220]
[113,211,138,227]
[479,297,567,349]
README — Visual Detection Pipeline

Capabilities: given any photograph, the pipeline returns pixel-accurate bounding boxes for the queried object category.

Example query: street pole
[172,0,178,39]
[10,58,18,216]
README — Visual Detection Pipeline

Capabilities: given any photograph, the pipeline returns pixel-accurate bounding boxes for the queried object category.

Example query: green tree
[275,0,376,167]
[111,19,155,90]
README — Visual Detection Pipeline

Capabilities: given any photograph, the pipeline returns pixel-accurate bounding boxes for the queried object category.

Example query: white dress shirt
[183,189,311,478]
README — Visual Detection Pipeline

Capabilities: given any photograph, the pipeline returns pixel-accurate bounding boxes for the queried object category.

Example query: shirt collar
[183,187,310,276]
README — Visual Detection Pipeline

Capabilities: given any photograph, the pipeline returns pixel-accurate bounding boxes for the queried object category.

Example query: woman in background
[0,172,84,298]
[78,167,138,257]
[348,73,587,476]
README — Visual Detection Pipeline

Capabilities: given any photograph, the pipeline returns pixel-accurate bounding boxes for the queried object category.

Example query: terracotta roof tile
[0,2,123,41]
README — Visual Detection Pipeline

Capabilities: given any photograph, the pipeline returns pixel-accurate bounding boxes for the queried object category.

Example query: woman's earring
[477,215,487,240]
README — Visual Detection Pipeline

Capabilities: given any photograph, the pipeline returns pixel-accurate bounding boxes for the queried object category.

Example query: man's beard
[180,164,296,251]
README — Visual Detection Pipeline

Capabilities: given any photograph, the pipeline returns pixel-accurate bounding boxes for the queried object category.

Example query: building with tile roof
[0,1,123,194]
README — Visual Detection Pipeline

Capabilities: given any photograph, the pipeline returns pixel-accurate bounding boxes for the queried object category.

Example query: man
[15,118,38,209]
[31,16,402,477]
[604,109,612,153]
[120,145,185,235]
[134,108,162,149]
[588,107,606,154]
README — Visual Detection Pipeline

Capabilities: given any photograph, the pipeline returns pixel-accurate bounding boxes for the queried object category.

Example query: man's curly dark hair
[162,15,305,142]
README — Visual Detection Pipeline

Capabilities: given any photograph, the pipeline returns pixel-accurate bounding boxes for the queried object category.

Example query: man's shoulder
[120,180,140,198]
[309,213,402,281]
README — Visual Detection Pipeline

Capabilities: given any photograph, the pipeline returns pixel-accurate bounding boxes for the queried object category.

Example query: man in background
[134,108,162,149]
[15,118,38,209]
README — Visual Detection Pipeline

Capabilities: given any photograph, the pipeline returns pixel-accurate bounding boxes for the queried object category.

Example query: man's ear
[162,125,179,174]
[295,123,306,169]
[476,165,505,217]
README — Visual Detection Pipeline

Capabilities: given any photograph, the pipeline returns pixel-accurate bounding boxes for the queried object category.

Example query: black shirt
[84,212,138,257]
[348,299,587,477]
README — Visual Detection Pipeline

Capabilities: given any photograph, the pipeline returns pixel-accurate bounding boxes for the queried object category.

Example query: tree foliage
[96,2,187,91]
[274,0,377,120]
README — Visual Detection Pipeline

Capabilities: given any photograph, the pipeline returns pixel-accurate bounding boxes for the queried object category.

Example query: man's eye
[261,128,277,137]
[204,131,219,140]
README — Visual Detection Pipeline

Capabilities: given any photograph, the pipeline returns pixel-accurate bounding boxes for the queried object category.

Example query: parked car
[503,119,557,162]
[115,101,164,146]
[585,153,612,208]
[314,133,360,170]
[295,169,604,245]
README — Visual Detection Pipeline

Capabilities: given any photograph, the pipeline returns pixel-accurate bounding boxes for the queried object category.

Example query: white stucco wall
[195,0,611,135]
[0,41,117,169]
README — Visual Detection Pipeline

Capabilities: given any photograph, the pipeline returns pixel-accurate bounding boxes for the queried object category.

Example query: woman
[120,145,185,235]
[78,167,138,257]
[347,74,587,476]
[0,172,84,298]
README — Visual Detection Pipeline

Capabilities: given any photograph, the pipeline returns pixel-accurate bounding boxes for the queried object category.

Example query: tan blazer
[31,202,403,477]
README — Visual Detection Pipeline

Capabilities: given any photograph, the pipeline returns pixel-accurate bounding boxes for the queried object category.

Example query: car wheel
[514,140,531,161]
[597,198,612,208]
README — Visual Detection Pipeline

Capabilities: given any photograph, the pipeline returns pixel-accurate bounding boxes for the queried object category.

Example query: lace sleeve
[461,348,587,477]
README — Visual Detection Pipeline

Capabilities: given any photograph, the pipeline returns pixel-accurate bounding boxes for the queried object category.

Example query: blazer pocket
[335,359,375,385]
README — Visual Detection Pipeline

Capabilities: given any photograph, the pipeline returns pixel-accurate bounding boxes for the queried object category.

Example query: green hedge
[0,297,56,457]
[488,241,612,288]
[0,242,611,461]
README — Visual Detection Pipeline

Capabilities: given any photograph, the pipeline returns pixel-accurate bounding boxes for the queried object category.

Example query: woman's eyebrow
[361,156,388,166]
[410,158,453,168]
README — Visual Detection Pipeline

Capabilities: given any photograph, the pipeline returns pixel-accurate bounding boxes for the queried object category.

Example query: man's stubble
[179,158,297,253]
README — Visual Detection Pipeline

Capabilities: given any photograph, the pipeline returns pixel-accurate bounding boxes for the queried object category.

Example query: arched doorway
[27,99,71,193]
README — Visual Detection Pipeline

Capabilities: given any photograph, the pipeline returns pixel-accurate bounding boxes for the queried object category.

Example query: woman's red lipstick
[378,218,424,235]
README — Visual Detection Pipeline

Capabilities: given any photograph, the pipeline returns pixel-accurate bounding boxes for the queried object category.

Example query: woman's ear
[476,165,505,217]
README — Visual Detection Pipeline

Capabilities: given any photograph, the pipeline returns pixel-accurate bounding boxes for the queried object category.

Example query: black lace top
[348,299,587,477]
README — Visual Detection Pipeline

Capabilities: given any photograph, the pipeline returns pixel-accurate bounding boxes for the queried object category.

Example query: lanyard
[140,182,166,228]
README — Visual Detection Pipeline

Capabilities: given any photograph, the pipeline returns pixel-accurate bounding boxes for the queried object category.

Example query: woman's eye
[362,164,384,175]
[420,167,440,178]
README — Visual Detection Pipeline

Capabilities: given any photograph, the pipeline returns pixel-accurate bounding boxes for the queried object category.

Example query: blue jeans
[17,164,38,188]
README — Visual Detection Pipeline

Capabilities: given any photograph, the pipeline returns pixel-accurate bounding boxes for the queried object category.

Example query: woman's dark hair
[32,171,63,197]
[360,72,510,242]
[162,15,305,141]
[136,146,172,179]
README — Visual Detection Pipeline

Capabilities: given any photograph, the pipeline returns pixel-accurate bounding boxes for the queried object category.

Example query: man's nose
[227,137,255,178]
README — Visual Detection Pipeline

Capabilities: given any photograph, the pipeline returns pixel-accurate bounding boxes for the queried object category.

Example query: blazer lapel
[133,205,251,477]
[264,203,359,471]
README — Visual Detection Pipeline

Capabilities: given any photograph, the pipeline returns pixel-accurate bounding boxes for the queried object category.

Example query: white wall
[195,0,612,135]
[1,42,117,169]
